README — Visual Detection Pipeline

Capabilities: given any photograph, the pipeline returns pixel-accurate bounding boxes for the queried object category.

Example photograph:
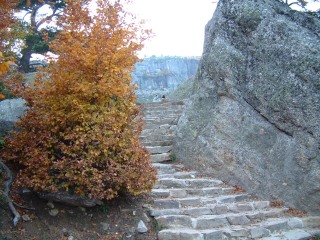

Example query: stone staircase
[141,101,320,240]
[141,101,185,163]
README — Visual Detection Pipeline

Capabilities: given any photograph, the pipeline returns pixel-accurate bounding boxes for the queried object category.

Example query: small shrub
[153,221,166,231]
[2,0,157,200]
[170,153,177,161]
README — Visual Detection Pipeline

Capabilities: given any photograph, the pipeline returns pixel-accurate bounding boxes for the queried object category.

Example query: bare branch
[0,160,21,227]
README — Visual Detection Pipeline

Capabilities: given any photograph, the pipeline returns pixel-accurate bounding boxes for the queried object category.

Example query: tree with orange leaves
[0,0,19,100]
[0,0,17,51]
[2,0,157,200]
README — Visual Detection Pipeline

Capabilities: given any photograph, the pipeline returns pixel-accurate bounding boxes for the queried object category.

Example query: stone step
[146,146,173,154]
[263,229,313,240]
[152,163,184,175]
[141,139,174,147]
[157,171,198,179]
[157,217,304,240]
[143,102,184,108]
[151,153,172,163]
[153,178,224,189]
[151,186,234,198]
[142,128,175,137]
[143,115,179,120]
[153,164,185,174]
[142,125,177,134]
[153,194,251,209]
[143,112,183,117]
[156,209,289,230]
[301,216,320,228]
[143,114,183,120]
[142,117,179,125]
[140,134,175,142]
[150,201,270,217]
[143,124,177,131]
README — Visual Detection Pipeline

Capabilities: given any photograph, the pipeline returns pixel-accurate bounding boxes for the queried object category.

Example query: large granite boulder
[0,98,27,134]
[174,0,320,214]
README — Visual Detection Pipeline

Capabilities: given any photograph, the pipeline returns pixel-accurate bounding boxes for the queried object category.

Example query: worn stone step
[215,193,252,204]
[142,128,175,137]
[153,197,216,209]
[263,229,312,240]
[157,219,308,240]
[140,134,175,142]
[158,229,204,240]
[143,101,184,110]
[157,171,198,179]
[151,153,172,163]
[141,139,174,147]
[156,208,288,230]
[143,125,177,132]
[143,104,184,109]
[301,216,320,228]
[143,112,183,118]
[143,116,179,121]
[152,163,183,174]
[141,126,176,133]
[152,163,184,170]
[146,146,173,154]
[143,115,182,121]
[142,117,179,125]
[151,186,234,198]
[154,178,224,189]
[150,201,271,217]
[153,194,251,209]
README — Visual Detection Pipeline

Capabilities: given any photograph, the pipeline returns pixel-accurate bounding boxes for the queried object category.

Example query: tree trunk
[20,46,32,73]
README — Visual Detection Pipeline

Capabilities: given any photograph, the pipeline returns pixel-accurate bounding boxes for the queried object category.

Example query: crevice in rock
[242,98,294,138]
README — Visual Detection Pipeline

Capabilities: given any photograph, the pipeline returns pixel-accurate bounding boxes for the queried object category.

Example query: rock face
[133,56,199,102]
[174,0,320,214]
[0,98,27,134]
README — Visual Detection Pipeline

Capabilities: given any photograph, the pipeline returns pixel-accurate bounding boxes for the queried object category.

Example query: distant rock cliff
[174,0,320,213]
[132,56,199,102]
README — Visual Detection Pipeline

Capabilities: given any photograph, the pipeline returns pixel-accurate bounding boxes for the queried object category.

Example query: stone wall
[133,56,199,102]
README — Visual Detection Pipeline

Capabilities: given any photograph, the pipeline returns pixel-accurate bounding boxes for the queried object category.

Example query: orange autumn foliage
[2,0,157,200]
[0,0,17,53]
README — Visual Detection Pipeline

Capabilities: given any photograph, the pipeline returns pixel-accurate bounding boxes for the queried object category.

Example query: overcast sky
[130,0,217,57]
[129,0,320,57]
[29,0,320,59]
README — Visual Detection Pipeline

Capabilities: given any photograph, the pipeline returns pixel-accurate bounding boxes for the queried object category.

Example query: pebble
[100,222,110,231]
[68,236,74,240]
[142,204,151,209]
[137,220,148,233]
[49,208,59,217]
[142,212,151,223]
[79,207,86,212]
[22,189,32,194]
[47,201,55,209]
[125,233,132,239]
[22,214,31,222]
[62,228,69,237]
